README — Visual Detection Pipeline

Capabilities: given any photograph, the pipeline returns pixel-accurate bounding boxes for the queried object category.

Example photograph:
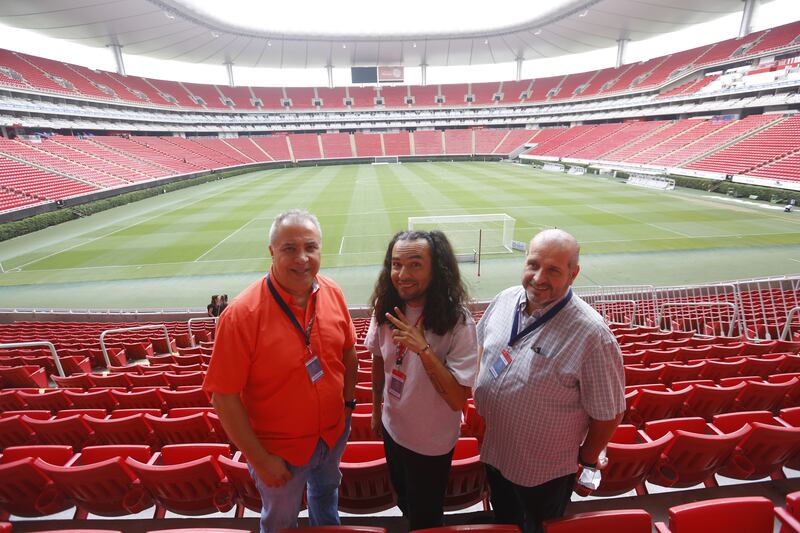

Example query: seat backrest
[544,509,652,533]
[668,496,774,532]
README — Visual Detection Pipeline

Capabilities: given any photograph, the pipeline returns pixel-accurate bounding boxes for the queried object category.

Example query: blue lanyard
[508,289,572,347]
[266,273,316,348]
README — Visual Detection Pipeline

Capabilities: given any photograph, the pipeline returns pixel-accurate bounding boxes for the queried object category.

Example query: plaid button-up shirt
[474,286,625,487]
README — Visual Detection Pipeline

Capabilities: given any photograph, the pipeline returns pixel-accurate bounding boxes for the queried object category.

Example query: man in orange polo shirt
[203,209,358,533]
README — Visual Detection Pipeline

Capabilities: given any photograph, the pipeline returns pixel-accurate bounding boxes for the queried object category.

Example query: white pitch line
[14,208,175,271]
[194,218,258,262]
[338,236,346,255]
[9,175,247,272]
[588,204,692,238]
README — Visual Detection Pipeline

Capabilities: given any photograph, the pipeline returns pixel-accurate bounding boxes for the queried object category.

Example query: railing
[658,301,738,337]
[99,324,170,368]
[0,341,64,377]
[188,317,217,347]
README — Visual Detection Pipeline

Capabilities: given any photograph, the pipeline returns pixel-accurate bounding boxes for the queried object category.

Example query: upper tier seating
[1,19,799,116]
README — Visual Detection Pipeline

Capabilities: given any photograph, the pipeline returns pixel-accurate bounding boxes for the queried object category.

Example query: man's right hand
[371,410,383,438]
[253,453,292,487]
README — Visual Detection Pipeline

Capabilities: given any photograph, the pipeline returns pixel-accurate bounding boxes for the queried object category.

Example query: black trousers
[485,463,574,533]
[383,425,455,531]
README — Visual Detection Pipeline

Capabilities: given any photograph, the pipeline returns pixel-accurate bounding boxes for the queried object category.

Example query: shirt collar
[518,288,571,320]
[268,267,319,307]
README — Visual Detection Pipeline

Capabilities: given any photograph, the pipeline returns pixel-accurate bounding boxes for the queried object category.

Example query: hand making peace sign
[385,306,430,354]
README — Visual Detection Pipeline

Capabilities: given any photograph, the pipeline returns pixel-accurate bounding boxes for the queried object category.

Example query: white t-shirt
[365,305,478,456]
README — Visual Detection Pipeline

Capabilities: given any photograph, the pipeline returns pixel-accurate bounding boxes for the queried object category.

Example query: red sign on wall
[378,66,404,82]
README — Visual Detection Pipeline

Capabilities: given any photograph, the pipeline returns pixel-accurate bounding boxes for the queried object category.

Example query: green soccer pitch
[1,161,799,309]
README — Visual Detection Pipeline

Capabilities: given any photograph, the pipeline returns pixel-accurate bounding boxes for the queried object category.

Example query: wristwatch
[344,399,357,409]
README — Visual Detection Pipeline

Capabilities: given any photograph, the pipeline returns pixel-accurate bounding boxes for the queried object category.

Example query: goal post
[373,155,400,164]
[407,213,516,256]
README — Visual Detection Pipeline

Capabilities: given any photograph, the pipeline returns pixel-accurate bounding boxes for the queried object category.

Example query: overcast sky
[0,0,797,86]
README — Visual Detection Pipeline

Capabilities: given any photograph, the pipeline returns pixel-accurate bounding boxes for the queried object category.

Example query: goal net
[373,156,400,164]
[407,214,516,256]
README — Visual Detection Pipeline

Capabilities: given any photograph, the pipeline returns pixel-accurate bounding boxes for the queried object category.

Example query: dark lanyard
[395,314,423,367]
[266,273,316,350]
[508,289,572,347]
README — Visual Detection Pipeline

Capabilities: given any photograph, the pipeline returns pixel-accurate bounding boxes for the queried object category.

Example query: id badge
[388,368,406,399]
[305,354,324,383]
[489,348,513,379]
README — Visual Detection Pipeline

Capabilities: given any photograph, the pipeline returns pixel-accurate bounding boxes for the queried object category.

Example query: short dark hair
[369,230,469,335]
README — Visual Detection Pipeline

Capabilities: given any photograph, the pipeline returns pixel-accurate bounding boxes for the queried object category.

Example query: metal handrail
[99,324,170,368]
[781,307,800,341]
[593,299,637,326]
[0,341,64,377]
[188,317,217,347]
[658,301,738,337]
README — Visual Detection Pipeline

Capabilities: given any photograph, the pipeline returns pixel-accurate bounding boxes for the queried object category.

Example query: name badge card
[388,368,406,399]
[489,348,513,379]
[305,354,324,383]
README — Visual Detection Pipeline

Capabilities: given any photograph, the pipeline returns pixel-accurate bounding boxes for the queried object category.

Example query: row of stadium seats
[0,439,483,519]
[1,20,798,109]
[5,423,800,525]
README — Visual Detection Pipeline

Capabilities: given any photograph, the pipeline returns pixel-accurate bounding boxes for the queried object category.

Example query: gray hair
[269,209,322,244]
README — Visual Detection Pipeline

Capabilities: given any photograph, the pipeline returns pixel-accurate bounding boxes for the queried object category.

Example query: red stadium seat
[145,411,215,445]
[18,389,72,412]
[217,453,262,515]
[111,388,166,411]
[654,496,774,532]
[544,509,652,533]
[283,528,386,533]
[0,445,74,518]
[90,372,132,388]
[349,412,376,441]
[444,437,487,511]
[733,378,797,412]
[64,388,119,411]
[0,365,48,388]
[125,443,234,517]
[338,441,396,514]
[52,372,94,390]
[160,387,211,409]
[0,413,37,449]
[681,382,745,420]
[595,425,671,496]
[34,444,154,518]
[413,527,520,533]
[626,387,691,427]
[712,410,800,479]
[84,412,158,447]
[644,417,748,488]
[23,413,95,449]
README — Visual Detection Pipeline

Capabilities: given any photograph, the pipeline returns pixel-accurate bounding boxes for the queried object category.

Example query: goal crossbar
[408,213,516,254]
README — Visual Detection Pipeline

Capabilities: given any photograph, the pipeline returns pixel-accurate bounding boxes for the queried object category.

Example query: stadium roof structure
[0,0,769,69]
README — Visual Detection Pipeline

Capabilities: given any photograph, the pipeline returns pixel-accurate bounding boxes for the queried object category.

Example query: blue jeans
[249,416,350,533]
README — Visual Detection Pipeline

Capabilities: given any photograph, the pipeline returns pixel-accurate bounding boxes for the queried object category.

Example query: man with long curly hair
[365,230,478,530]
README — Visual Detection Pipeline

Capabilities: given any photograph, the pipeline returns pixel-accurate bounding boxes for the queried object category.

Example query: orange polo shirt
[203,271,355,465]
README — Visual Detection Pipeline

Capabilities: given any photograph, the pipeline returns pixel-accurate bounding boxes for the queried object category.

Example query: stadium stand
[353,132,384,157]
[285,87,316,110]
[413,130,445,156]
[348,87,377,108]
[469,82,501,106]
[320,133,355,159]
[289,133,323,160]
[317,87,347,109]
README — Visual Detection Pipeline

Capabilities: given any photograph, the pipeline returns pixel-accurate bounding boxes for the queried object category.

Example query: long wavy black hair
[369,230,469,335]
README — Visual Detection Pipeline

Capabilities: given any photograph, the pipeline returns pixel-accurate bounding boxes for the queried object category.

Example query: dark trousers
[485,463,574,533]
[383,425,454,531]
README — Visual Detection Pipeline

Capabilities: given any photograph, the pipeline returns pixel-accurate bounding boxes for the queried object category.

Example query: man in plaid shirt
[473,229,625,533]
